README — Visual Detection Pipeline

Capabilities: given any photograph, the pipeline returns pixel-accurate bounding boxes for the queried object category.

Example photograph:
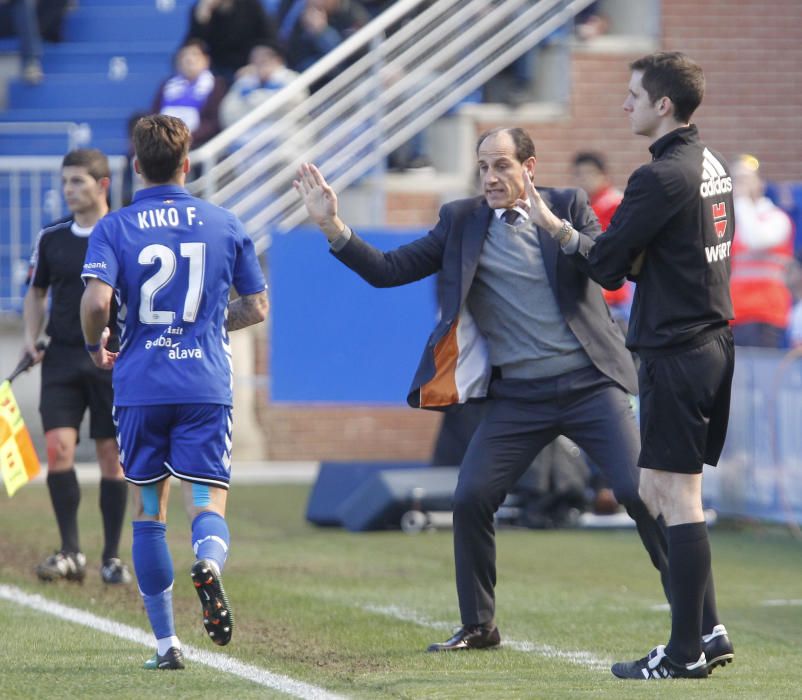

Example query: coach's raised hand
[294,163,348,243]
[519,169,564,239]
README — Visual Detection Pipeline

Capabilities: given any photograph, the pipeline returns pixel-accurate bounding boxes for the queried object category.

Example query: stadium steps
[61,6,189,43]
[41,42,174,76]
[1,0,192,155]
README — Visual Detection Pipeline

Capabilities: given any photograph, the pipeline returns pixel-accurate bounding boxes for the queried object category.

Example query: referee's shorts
[637,327,734,475]
[39,343,115,439]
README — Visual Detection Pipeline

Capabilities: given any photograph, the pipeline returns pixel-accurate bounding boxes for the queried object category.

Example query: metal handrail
[0,155,128,312]
[191,0,464,197]
[190,0,434,175]
[249,0,590,237]
[187,0,597,252]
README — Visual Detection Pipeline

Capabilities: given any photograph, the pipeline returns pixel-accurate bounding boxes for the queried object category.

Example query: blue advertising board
[268,228,437,403]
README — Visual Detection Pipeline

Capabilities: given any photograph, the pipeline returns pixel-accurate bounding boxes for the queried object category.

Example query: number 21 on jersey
[138,242,205,324]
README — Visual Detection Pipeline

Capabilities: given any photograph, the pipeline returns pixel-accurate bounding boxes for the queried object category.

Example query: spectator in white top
[220,43,308,162]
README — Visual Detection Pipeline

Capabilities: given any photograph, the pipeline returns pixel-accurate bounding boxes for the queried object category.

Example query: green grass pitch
[1,481,800,699]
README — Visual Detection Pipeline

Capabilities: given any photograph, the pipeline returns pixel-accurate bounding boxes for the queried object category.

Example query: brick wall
[662,0,802,182]
[385,191,442,227]
[255,0,802,462]
[253,321,441,461]
[478,0,802,189]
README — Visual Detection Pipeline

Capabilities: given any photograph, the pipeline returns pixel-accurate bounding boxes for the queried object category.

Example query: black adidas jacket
[570,125,734,354]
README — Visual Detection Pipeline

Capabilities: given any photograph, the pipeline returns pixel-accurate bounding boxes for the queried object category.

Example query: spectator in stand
[314,0,370,37]
[281,1,342,76]
[186,0,277,83]
[279,0,369,89]
[220,42,307,152]
[151,39,227,149]
[0,0,43,84]
[277,0,368,47]
[37,0,69,43]
[574,2,610,41]
[730,154,795,348]
[572,151,632,331]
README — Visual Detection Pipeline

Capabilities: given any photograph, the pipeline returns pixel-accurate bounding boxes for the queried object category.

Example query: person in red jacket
[573,151,632,332]
[729,154,795,348]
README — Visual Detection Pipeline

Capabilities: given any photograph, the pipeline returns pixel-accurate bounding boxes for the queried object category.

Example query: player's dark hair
[476,127,536,163]
[133,114,191,184]
[61,148,110,181]
[630,51,705,123]
[572,151,607,173]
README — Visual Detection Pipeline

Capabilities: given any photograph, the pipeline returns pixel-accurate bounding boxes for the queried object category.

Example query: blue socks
[191,511,230,574]
[132,513,230,646]
[132,520,176,641]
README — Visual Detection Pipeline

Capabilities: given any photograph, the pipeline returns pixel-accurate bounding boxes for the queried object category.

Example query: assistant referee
[22,148,131,585]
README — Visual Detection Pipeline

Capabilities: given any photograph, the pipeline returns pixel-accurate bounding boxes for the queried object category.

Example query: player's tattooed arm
[226,290,269,331]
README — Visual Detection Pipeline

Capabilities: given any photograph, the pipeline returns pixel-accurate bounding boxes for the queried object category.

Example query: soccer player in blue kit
[80,114,268,670]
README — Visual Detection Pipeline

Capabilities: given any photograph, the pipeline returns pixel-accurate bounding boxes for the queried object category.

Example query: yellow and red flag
[0,379,41,497]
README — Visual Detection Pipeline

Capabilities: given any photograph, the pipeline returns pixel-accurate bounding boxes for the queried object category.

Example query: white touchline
[0,584,346,700]
[761,599,802,606]
[360,603,611,672]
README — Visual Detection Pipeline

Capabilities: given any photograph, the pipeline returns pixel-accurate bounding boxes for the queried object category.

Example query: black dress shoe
[427,624,501,652]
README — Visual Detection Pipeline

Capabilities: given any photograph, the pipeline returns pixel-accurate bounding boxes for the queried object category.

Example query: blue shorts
[115,404,233,489]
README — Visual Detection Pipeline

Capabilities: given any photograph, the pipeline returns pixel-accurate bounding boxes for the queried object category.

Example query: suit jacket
[333,189,638,409]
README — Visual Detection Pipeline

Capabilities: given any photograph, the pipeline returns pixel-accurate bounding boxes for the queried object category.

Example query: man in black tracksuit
[523,52,735,680]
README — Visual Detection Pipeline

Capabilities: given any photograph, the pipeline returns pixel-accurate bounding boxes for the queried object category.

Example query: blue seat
[2,0,192,156]
[8,75,159,110]
[42,43,173,76]
[63,7,188,43]
[0,107,134,122]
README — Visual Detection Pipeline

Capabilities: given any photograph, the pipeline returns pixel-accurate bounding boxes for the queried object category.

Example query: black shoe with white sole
[191,559,234,646]
[703,624,734,673]
[612,645,708,680]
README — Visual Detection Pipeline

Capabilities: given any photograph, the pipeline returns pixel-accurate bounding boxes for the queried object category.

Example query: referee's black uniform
[29,216,118,437]
[572,125,735,472]
[570,123,735,671]
[29,215,126,577]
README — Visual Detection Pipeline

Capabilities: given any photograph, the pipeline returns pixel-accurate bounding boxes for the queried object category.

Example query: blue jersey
[82,184,265,407]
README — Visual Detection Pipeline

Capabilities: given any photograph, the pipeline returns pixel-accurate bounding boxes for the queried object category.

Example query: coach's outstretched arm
[80,278,118,370]
[294,162,445,287]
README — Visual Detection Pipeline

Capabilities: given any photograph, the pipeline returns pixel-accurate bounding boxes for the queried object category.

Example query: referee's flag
[0,380,41,497]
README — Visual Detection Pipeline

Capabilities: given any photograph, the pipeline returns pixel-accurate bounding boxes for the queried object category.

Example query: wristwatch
[556,219,575,246]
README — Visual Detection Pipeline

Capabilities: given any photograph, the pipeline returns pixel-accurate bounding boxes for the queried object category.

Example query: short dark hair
[630,51,705,123]
[177,38,210,57]
[133,114,191,184]
[476,127,536,163]
[572,151,607,172]
[251,42,285,61]
[61,148,110,181]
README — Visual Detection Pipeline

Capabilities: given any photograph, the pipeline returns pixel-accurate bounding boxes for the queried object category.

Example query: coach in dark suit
[295,127,670,651]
